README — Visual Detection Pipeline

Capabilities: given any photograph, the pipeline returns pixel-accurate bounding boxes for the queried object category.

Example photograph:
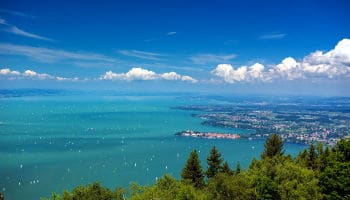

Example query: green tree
[220,161,234,176]
[131,174,179,200]
[296,143,322,171]
[319,138,350,199]
[206,146,223,178]
[49,192,61,200]
[113,188,125,200]
[207,173,256,200]
[248,157,280,199]
[275,159,321,199]
[130,182,145,199]
[53,182,114,200]
[181,150,205,188]
[261,134,284,159]
[248,157,321,200]
[176,184,207,200]
[307,143,319,170]
[319,146,330,171]
[235,162,241,175]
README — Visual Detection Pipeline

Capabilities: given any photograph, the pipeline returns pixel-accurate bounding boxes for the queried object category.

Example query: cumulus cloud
[1,67,197,83]
[124,67,158,80]
[23,69,53,79]
[0,68,78,81]
[181,75,198,83]
[100,67,197,83]
[211,64,250,83]
[273,57,302,80]
[248,63,265,79]
[160,72,182,80]
[0,68,20,76]
[212,38,350,83]
[100,68,158,81]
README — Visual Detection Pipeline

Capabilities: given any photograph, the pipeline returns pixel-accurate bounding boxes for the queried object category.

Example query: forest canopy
[36,134,350,200]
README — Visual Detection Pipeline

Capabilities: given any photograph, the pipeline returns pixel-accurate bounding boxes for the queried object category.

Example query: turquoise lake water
[0,94,306,200]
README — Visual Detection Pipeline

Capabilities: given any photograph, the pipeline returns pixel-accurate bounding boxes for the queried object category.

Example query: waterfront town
[176,130,241,140]
[174,97,350,145]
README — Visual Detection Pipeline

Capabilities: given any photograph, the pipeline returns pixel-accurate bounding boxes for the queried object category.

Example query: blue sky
[0,0,349,95]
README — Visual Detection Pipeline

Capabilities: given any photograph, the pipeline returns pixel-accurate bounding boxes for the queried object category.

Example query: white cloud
[1,67,197,83]
[0,43,115,63]
[211,38,350,83]
[191,54,236,64]
[181,75,198,83]
[100,68,157,81]
[273,57,303,80]
[301,38,350,78]
[160,72,181,80]
[118,50,164,60]
[124,67,158,80]
[0,68,20,76]
[23,69,37,76]
[5,26,53,41]
[211,64,235,83]
[100,67,197,83]
[259,33,287,40]
[56,76,79,81]
[100,71,121,80]
[0,68,79,81]
[211,64,254,83]
[248,63,265,80]
[23,69,53,79]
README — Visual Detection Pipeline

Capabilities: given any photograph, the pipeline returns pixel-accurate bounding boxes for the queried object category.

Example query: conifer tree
[220,161,234,176]
[181,150,205,188]
[308,143,318,170]
[261,134,284,159]
[206,146,223,178]
[320,138,350,199]
[235,162,241,174]
[319,146,330,170]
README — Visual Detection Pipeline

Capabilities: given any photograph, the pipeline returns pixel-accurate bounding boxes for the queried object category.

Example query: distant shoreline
[176,130,241,140]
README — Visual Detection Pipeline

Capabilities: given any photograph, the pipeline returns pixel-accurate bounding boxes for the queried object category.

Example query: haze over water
[0,91,306,200]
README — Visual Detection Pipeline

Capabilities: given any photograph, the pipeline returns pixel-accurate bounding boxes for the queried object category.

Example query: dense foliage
[181,150,205,188]
[261,134,284,159]
[38,135,350,200]
[206,146,223,179]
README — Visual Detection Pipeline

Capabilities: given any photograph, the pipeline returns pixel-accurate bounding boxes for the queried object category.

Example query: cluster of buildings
[176,102,350,145]
[176,130,240,140]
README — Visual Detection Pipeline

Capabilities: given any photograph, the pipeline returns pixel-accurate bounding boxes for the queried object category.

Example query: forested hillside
[36,134,350,200]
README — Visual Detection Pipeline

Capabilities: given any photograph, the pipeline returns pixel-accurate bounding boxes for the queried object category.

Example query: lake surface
[0,92,306,199]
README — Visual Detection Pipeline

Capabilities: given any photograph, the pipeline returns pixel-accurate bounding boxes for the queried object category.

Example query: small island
[176,130,240,139]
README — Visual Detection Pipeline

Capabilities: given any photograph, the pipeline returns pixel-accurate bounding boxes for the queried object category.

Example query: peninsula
[176,130,240,139]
